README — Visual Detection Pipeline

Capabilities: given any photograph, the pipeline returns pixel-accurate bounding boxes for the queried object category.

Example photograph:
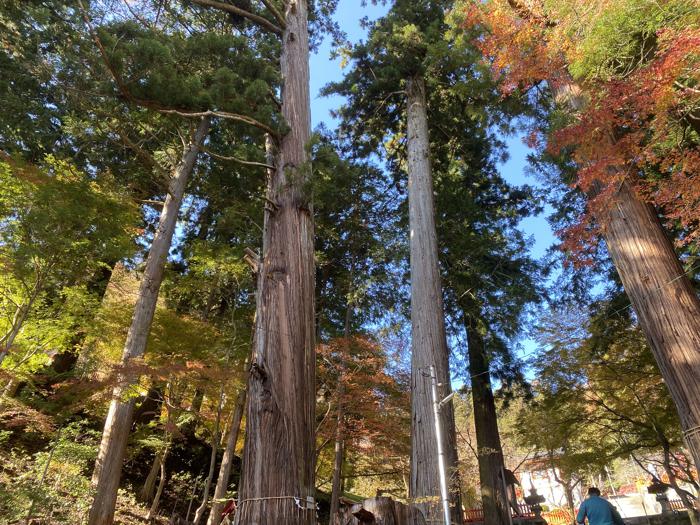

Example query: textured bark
[466,321,510,525]
[207,385,247,525]
[337,497,428,525]
[87,117,210,525]
[406,74,462,525]
[600,180,700,475]
[232,1,315,523]
[506,0,700,478]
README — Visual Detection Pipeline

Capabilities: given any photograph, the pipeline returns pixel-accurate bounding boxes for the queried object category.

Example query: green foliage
[327,0,542,387]
[0,157,137,285]
[96,21,281,132]
[568,0,698,81]
[0,421,100,524]
[519,299,686,485]
[0,157,137,388]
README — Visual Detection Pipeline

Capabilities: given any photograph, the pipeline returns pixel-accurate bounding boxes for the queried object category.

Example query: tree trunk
[87,116,211,525]
[406,74,462,524]
[146,450,169,521]
[140,453,163,503]
[206,385,247,525]
[661,440,699,525]
[329,414,345,525]
[329,302,352,524]
[337,497,428,525]
[134,383,165,427]
[600,180,700,476]
[465,320,510,525]
[232,2,315,523]
[503,1,700,480]
[193,382,226,525]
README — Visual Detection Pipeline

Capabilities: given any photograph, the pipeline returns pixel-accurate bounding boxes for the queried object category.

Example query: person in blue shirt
[577,487,626,525]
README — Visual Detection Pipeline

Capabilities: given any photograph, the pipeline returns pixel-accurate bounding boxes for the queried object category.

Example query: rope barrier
[237,495,318,511]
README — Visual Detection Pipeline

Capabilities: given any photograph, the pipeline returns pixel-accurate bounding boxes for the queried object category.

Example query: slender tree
[88,116,211,525]
[406,73,462,523]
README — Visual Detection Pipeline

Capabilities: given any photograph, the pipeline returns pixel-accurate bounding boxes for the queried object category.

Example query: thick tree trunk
[406,74,462,524]
[232,2,315,523]
[337,497,427,525]
[503,1,700,479]
[207,385,247,525]
[87,117,210,525]
[600,181,700,476]
[465,320,510,525]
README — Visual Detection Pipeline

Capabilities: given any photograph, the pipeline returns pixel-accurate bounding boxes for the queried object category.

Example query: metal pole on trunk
[430,365,452,525]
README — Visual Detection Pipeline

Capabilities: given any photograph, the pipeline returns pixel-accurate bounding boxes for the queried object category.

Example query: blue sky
[308,1,556,368]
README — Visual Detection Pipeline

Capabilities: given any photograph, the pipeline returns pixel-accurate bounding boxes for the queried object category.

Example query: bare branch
[158,109,278,137]
[201,146,275,170]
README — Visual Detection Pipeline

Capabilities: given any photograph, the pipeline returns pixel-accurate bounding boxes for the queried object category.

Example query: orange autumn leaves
[464,0,700,258]
[316,335,410,458]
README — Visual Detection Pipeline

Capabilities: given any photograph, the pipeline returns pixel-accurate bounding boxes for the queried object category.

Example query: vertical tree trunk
[0,290,38,366]
[232,1,315,523]
[329,413,345,525]
[207,385,247,525]
[140,453,163,503]
[661,434,698,524]
[146,449,169,520]
[330,303,352,524]
[193,382,226,525]
[87,117,211,525]
[600,181,700,476]
[465,320,510,525]
[406,74,463,524]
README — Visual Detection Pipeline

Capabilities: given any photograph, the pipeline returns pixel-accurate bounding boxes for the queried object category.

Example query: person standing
[577,487,625,525]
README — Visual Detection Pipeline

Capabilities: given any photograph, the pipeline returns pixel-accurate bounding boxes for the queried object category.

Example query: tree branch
[201,146,275,170]
[158,109,278,137]
[258,0,286,29]
[189,0,282,35]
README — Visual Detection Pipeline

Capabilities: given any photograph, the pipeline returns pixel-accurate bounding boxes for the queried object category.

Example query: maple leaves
[464,0,700,257]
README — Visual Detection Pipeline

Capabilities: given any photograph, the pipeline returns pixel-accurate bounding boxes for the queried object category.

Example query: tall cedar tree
[326,2,542,524]
[185,1,334,522]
